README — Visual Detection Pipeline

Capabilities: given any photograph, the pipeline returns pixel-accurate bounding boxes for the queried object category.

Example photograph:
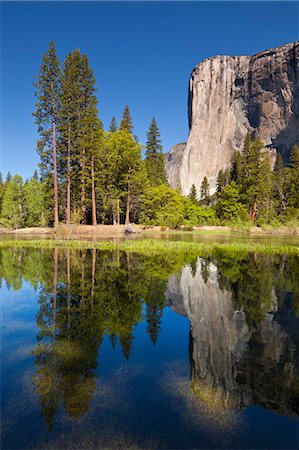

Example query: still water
[1,247,299,449]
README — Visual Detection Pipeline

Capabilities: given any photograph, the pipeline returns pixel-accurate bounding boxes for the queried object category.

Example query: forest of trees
[1,42,299,229]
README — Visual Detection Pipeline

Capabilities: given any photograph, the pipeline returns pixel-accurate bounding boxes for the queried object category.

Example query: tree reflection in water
[0,246,298,431]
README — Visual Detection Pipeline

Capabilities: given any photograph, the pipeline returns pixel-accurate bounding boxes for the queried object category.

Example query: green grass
[1,238,299,256]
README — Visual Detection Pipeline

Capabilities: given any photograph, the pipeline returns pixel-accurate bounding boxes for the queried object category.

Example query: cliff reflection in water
[167,255,299,416]
[1,246,299,431]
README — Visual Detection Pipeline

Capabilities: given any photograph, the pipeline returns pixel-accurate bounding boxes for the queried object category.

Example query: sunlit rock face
[166,258,299,414]
[166,41,299,194]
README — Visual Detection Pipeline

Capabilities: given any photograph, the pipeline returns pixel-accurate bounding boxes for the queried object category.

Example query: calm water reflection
[1,247,299,449]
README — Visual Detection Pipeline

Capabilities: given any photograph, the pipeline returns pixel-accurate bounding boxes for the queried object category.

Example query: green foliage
[144,117,167,186]
[140,184,216,227]
[188,184,198,204]
[34,42,60,225]
[119,105,133,134]
[216,181,248,223]
[23,177,46,227]
[109,116,117,132]
[1,175,24,228]
[200,176,210,203]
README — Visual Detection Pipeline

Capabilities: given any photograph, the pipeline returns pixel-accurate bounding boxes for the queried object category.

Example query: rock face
[164,143,186,189]
[166,41,299,195]
[166,258,299,414]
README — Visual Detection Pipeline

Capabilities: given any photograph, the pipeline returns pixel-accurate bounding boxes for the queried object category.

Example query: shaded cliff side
[166,41,299,195]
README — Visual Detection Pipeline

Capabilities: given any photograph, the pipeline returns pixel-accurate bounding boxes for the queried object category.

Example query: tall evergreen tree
[145,117,167,186]
[34,42,60,226]
[60,49,82,224]
[109,116,117,132]
[230,151,242,184]
[188,184,198,204]
[200,176,210,202]
[78,53,99,224]
[119,105,133,134]
[287,144,299,210]
[273,153,287,217]
[240,138,272,222]
[6,172,12,182]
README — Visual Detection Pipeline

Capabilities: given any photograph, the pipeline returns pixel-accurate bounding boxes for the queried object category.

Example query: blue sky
[1,1,299,179]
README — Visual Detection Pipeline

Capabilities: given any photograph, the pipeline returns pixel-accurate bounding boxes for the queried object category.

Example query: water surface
[1,247,299,449]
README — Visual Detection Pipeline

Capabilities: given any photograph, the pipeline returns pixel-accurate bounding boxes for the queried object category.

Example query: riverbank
[1,238,299,256]
[1,223,299,239]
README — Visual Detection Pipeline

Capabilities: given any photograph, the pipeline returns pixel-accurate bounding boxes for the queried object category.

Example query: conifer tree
[200,176,210,202]
[273,152,287,216]
[109,116,117,132]
[290,144,299,169]
[119,105,133,134]
[216,169,230,193]
[230,151,242,184]
[34,42,60,226]
[287,144,299,210]
[145,117,167,186]
[78,53,99,224]
[188,184,198,204]
[240,138,272,222]
[6,172,12,182]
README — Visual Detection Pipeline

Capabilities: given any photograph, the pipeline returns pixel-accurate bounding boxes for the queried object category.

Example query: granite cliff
[166,41,299,195]
[166,258,299,415]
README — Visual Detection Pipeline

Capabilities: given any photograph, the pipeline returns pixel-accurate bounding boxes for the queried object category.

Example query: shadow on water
[1,247,299,449]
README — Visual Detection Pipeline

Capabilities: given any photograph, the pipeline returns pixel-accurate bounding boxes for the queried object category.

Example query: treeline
[206,135,299,226]
[33,42,167,226]
[1,42,299,229]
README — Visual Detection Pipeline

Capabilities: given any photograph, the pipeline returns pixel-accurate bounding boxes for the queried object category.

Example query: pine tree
[33,169,39,181]
[200,176,210,202]
[230,151,242,184]
[60,49,82,224]
[273,152,287,216]
[240,138,272,222]
[6,172,12,182]
[287,144,299,210]
[145,117,167,186]
[34,42,60,226]
[216,169,230,193]
[119,105,133,134]
[188,184,198,203]
[290,144,299,169]
[78,52,99,224]
[109,116,117,132]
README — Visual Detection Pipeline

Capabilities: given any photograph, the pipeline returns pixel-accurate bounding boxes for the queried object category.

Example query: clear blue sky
[1,1,298,179]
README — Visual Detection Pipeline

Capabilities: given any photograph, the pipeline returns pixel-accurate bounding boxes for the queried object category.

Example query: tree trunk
[52,247,58,341]
[125,183,131,225]
[91,248,96,311]
[116,198,120,225]
[249,194,257,223]
[52,120,59,226]
[66,120,71,225]
[91,155,97,226]
[80,251,86,308]
[81,149,86,224]
[67,248,71,332]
